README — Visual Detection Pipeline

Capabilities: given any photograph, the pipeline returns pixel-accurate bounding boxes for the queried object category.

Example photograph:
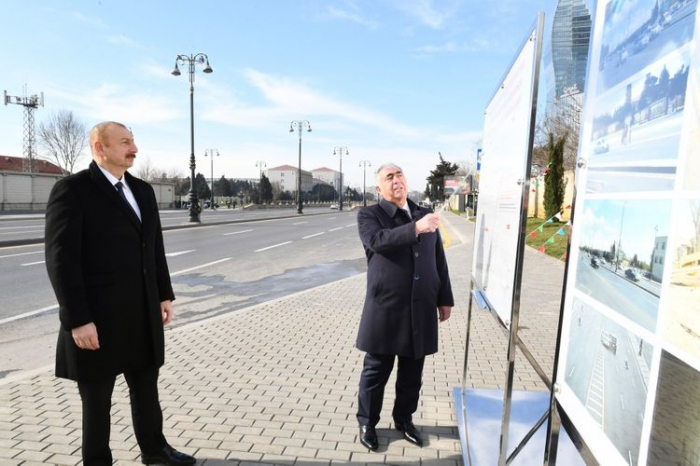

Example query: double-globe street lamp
[172,53,213,223]
[359,160,372,207]
[256,160,266,205]
[289,120,312,214]
[204,149,219,209]
[333,147,349,211]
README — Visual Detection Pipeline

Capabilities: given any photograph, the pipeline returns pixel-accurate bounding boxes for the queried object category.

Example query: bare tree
[37,110,88,174]
[535,86,583,171]
[134,155,158,181]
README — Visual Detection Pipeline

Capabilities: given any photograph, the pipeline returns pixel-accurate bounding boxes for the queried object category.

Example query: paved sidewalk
[0,213,566,465]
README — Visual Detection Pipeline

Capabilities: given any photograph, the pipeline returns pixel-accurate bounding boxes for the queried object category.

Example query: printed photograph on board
[574,198,671,331]
[662,198,700,362]
[589,49,691,167]
[596,0,697,95]
[647,351,700,464]
[564,297,651,465]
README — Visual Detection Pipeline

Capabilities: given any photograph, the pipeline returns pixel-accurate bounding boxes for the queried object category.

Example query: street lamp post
[333,147,349,211]
[172,53,213,223]
[256,160,266,205]
[204,149,219,209]
[289,120,312,214]
[359,160,371,207]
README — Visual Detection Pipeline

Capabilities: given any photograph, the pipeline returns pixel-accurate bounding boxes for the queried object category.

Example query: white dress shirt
[97,165,142,222]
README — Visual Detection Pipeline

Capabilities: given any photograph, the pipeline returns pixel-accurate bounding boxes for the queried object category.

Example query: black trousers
[357,353,425,427]
[77,366,166,466]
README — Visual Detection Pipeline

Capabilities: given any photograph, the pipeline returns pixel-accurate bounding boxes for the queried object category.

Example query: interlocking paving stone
[0,213,567,465]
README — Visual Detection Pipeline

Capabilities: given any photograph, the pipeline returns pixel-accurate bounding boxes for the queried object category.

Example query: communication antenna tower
[3,87,44,173]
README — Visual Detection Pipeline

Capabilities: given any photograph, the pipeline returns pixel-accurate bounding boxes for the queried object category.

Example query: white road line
[255,241,292,252]
[328,217,337,220]
[1,258,234,326]
[293,222,308,225]
[0,250,43,259]
[303,232,325,239]
[0,229,43,236]
[329,227,343,232]
[0,224,45,231]
[568,366,575,377]
[345,223,357,227]
[21,260,45,267]
[0,304,58,325]
[170,258,231,276]
[223,229,253,236]
[165,250,195,258]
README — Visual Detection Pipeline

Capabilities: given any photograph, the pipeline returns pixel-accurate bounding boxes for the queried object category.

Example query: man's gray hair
[375,163,403,183]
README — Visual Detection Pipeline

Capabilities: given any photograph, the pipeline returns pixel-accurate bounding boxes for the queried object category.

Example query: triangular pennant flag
[562,252,567,259]
[529,232,536,238]
[546,219,553,224]
[538,245,546,252]
[557,228,565,236]
[546,237,555,244]
[538,225,544,232]
[566,220,572,226]
[566,205,572,209]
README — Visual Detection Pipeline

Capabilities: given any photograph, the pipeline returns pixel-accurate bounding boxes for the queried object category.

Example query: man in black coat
[355,163,454,450]
[45,121,195,466]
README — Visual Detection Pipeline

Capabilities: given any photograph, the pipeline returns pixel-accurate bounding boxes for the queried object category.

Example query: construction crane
[3,88,44,173]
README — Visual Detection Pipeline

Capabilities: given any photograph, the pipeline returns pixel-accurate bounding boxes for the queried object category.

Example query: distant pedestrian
[355,163,454,451]
[44,121,196,466]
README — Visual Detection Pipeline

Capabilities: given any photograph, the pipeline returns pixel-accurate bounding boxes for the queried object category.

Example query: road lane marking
[0,224,45,231]
[302,232,325,239]
[293,222,308,225]
[0,229,43,236]
[0,250,43,259]
[328,217,337,220]
[223,229,253,236]
[345,223,357,227]
[170,258,231,276]
[255,241,292,252]
[568,366,575,377]
[1,258,234,326]
[329,227,343,232]
[0,304,58,325]
[166,250,196,257]
[21,261,45,266]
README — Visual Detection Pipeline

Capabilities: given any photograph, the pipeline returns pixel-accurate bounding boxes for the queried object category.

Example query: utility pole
[256,160,267,205]
[3,88,44,173]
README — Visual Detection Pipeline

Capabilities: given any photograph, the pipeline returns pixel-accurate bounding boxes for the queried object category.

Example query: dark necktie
[115,181,140,222]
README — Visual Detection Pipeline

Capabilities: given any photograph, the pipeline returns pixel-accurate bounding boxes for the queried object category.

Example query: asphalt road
[0,206,334,244]
[0,208,367,379]
[574,254,660,332]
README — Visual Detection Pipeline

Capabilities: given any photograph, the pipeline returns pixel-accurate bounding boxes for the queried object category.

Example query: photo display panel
[472,26,539,325]
[555,0,700,464]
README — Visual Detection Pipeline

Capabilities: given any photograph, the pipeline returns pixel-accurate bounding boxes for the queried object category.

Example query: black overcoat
[356,199,454,359]
[45,161,174,382]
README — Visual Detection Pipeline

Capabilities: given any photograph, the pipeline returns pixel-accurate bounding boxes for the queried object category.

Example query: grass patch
[525,217,569,260]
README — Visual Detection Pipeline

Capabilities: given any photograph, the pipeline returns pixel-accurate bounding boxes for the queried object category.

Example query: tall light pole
[289,120,312,214]
[333,147,349,211]
[359,160,371,207]
[256,160,266,205]
[172,53,213,223]
[204,149,219,209]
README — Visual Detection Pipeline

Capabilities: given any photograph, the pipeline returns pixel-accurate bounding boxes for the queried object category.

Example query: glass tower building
[551,0,592,98]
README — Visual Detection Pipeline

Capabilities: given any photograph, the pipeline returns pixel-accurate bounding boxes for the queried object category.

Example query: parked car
[625,268,639,281]
[594,137,610,154]
[330,203,339,210]
[590,257,599,268]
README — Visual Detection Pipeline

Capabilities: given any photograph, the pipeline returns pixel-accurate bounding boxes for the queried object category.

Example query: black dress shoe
[395,420,423,447]
[141,445,196,465]
[359,425,378,451]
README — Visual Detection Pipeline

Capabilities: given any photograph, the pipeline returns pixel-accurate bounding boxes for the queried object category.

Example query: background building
[311,167,341,192]
[267,165,313,193]
[551,0,592,99]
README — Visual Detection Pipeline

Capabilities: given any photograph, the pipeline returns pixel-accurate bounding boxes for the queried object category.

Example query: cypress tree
[544,132,566,220]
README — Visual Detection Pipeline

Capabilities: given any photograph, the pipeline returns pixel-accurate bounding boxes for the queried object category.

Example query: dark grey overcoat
[45,161,174,382]
[356,199,454,359]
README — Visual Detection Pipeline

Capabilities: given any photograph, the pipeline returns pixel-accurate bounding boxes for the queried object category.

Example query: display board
[472,27,540,325]
[554,0,700,464]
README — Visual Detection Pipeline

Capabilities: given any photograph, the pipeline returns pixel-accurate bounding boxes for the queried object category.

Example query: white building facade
[267,165,313,193]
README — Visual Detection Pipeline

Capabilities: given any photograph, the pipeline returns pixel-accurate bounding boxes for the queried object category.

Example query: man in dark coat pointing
[355,163,453,450]
[45,121,195,466]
